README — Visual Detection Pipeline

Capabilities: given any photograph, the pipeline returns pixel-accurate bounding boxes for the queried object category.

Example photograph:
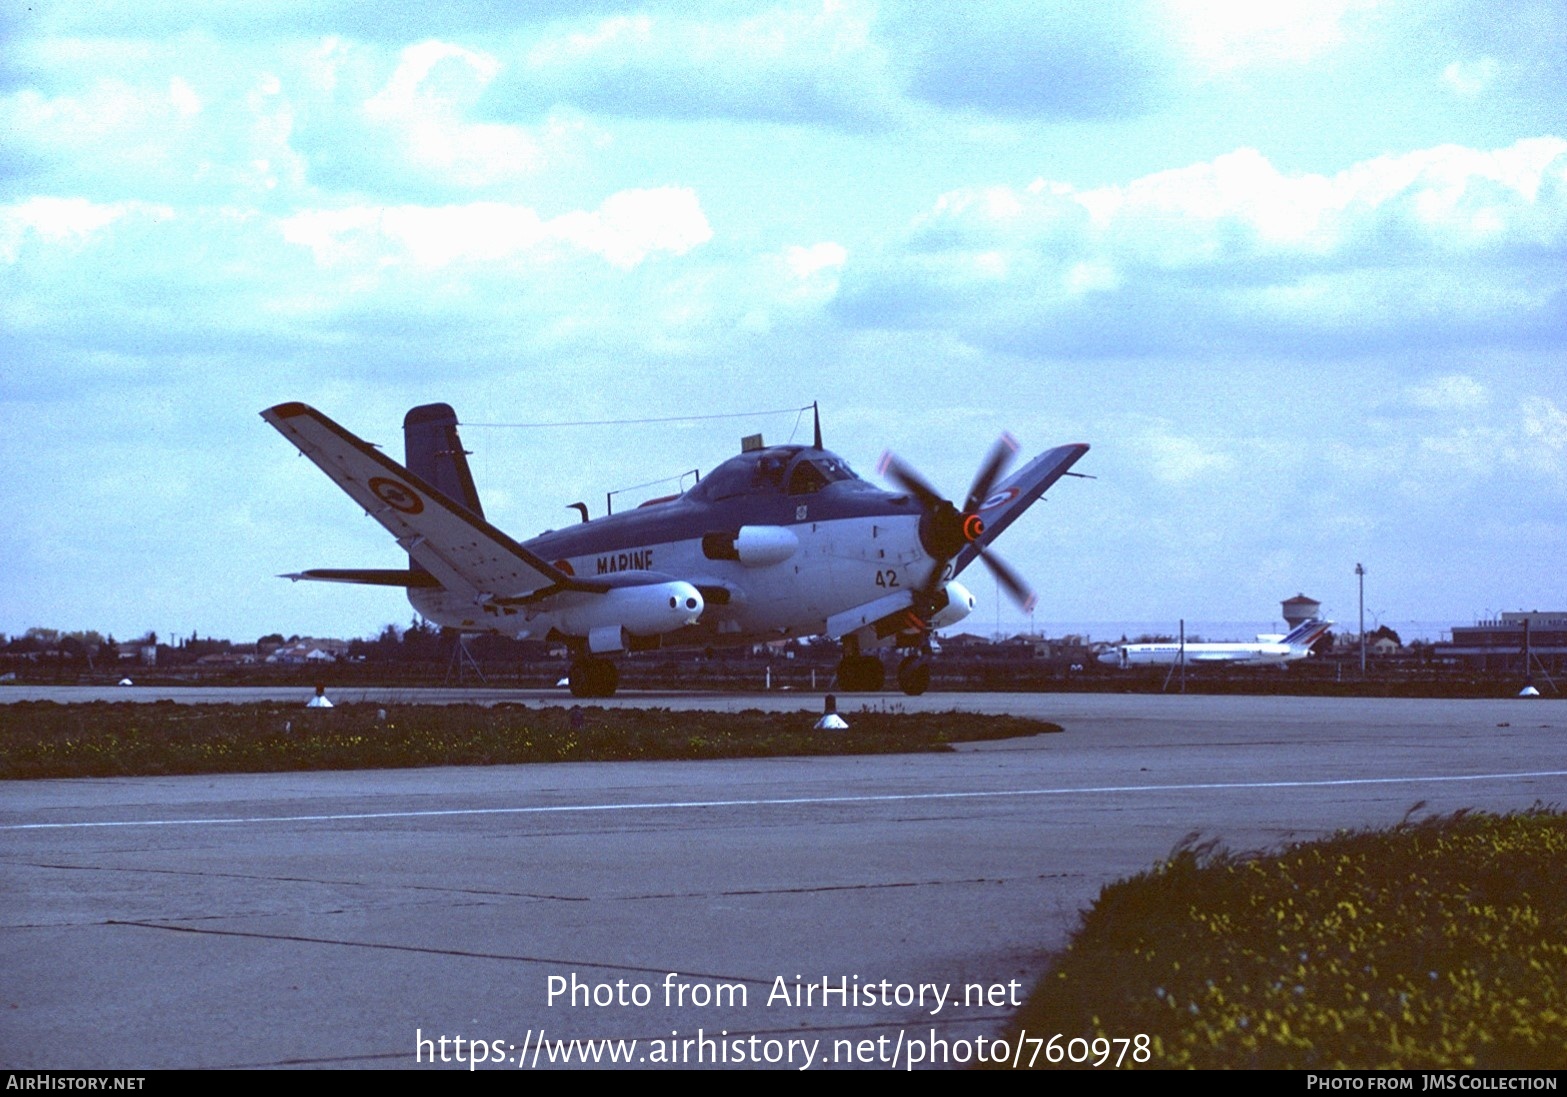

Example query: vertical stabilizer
[403,403,483,517]
[1283,618,1333,649]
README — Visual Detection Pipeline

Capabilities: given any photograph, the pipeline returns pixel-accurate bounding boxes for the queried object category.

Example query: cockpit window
[786,455,858,495]
[690,449,795,501]
[689,447,859,502]
[753,452,789,492]
[816,456,857,483]
[787,461,828,495]
[692,460,751,501]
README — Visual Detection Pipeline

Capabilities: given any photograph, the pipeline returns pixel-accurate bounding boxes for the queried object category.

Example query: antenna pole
[1356,563,1366,676]
[812,401,822,449]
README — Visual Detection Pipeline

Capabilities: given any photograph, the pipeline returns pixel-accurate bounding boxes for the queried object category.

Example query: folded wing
[950,442,1090,578]
[261,402,600,603]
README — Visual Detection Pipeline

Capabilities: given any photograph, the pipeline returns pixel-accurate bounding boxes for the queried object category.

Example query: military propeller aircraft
[262,401,1089,697]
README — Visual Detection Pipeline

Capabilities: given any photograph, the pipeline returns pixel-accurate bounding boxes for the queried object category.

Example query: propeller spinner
[878,435,1037,620]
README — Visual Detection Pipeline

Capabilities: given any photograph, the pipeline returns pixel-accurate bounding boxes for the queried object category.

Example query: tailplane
[404,403,483,516]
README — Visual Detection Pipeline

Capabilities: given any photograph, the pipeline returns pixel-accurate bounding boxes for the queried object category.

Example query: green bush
[1010,808,1567,1069]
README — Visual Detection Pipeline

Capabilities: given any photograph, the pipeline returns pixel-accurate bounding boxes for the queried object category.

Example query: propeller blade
[916,559,946,597]
[962,433,1019,516]
[882,436,1038,619]
[878,452,945,511]
[978,546,1036,613]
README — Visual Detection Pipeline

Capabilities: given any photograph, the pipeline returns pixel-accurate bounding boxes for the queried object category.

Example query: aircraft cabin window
[692,450,798,501]
[689,447,858,501]
[694,461,752,501]
[787,461,829,495]
[786,456,857,495]
[816,457,857,483]
[752,453,789,493]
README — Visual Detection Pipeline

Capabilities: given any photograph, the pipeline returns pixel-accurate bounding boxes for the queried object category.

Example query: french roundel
[980,486,1019,511]
[368,476,424,515]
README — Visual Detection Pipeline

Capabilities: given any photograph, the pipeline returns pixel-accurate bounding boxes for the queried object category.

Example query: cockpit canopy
[687,445,861,503]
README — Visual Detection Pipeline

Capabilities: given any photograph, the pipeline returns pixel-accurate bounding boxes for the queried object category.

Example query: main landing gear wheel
[568,657,619,698]
[896,656,931,696]
[835,655,885,692]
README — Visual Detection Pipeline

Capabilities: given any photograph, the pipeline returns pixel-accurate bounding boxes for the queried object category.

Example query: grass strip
[0,701,1059,779]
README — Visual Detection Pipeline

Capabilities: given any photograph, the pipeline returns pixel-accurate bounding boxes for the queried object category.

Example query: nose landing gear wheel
[896,656,930,696]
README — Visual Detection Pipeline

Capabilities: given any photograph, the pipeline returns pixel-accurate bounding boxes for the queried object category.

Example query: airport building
[1433,612,1567,674]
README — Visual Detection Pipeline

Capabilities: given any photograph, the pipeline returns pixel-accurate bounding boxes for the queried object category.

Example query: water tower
[1281,593,1321,627]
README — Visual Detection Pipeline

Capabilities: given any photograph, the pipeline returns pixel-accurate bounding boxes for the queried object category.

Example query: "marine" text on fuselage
[597,549,654,574]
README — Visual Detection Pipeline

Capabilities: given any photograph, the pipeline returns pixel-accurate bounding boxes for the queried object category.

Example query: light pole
[1355,562,1366,676]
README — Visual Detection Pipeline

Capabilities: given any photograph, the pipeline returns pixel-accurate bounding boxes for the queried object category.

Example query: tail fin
[404,403,483,517]
[1284,618,1332,646]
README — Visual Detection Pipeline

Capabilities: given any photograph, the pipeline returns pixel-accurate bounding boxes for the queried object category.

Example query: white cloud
[0,34,594,205]
[784,241,847,280]
[1095,138,1567,261]
[169,75,203,117]
[1520,396,1567,480]
[0,197,134,260]
[1442,56,1499,97]
[1405,374,1490,413]
[841,138,1567,355]
[360,39,546,188]
[735,241,848,331]
[1,77,197,160]
[550,187,714,268]
[0,183,750,404]
[281,186,711,270]
[1163,0,1375,72]
[364,39,501,118]
[518,2,903,126]
[1139,424,1233,485]
[0,58,309,201]
[1333,386,1567,505]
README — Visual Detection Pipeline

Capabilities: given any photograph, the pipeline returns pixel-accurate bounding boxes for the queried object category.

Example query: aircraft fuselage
[1098,620,1332,669]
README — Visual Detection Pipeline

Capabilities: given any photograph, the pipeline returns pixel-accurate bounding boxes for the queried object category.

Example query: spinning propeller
[878,434,1037,620]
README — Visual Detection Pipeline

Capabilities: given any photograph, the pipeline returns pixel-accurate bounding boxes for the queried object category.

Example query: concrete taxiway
[2,691,1563,1068]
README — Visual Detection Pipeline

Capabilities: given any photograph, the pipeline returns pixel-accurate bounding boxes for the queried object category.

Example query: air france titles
[597,548,653,574]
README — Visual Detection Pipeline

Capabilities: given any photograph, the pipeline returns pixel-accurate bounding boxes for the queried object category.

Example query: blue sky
[2,0,1564,644]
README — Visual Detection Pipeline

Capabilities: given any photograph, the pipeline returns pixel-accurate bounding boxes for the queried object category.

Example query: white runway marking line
[6,769,1566,831]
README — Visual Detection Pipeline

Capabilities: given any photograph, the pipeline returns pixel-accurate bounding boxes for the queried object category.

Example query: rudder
[404,403,484,517]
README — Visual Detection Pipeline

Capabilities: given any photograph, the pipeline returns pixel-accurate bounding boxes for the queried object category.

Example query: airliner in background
[1098,619,1333,669]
